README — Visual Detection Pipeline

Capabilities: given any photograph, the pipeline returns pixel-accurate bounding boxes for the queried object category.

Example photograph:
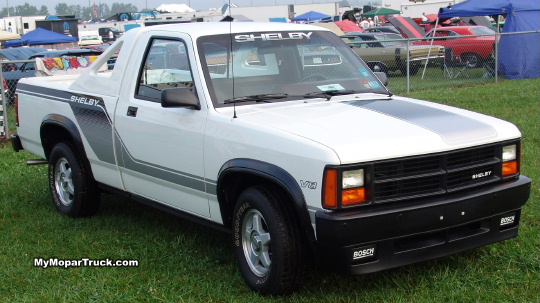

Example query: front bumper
[313,175,531,274]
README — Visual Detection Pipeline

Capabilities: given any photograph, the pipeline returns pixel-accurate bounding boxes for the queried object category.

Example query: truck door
[114,36,210,217]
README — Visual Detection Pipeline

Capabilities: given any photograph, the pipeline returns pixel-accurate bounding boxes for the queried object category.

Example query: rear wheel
[49,142,99,217]
[461,53,482,68]
[232,185,307,295]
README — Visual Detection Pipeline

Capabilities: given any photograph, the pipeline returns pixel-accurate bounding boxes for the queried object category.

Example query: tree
[97,3,111,19]
[0,3,46,17]
[110,3,139,15]
[54,3,70,15]
[39,5,49,15]
[0,7,14,18]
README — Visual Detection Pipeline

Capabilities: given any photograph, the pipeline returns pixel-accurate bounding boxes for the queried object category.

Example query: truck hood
[222,95,520,164]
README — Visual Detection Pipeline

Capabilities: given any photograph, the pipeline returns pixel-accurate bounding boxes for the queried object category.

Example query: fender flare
[40,114,85,161]
[217,158,315,242]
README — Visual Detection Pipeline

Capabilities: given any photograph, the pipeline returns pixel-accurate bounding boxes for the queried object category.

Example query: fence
[342,30,540,94]
[1,30,538,139]
[1,59,35,139]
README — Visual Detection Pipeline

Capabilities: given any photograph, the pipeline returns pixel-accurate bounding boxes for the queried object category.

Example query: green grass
[386,65,496,95]
[1,78,539,302]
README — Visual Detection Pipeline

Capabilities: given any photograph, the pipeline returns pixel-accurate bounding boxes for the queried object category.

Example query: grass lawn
[0,78,538,302]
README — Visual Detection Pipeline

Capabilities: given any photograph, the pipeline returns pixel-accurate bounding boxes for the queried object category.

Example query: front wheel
[233,185,307,295]
[49,142,99,217]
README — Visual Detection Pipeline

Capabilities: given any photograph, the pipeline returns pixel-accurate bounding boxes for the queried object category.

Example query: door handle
[127,106,138,117]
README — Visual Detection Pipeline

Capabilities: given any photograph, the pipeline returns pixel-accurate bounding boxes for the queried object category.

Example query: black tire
[460,53,482,68]
[232,185,307,295]
[367,62,388,76]
[48,142,99,217]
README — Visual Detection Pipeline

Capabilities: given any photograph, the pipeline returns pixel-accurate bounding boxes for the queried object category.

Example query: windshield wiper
[371,92,394,97]
[224,93,288,104]
[303,89,356,101]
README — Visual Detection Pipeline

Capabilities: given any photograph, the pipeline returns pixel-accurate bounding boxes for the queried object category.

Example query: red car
[414,26,496,68]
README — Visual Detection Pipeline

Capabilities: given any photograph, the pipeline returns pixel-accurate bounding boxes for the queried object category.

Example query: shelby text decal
[69,94,103,107]
[235,32,313,42]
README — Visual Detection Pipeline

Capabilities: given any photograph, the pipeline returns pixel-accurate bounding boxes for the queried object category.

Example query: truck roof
[125,22,331,38]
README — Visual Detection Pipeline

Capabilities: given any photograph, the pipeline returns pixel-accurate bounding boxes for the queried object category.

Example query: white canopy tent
[155,4,196,13]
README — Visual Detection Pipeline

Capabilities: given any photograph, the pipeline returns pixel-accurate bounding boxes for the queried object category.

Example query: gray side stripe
[18,83,115,163]
[348,99,497,144]
[17,83,217,195]
[118,141,213,193]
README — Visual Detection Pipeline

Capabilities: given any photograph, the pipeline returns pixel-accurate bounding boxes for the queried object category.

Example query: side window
[136,38,194,101]
[434,31,449,40]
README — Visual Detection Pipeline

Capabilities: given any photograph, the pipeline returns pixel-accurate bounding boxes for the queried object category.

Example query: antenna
[228,0,237,119]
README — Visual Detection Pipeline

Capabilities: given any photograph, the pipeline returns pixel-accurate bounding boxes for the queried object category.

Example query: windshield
[370,33,407,47]
[197,31,389,107]
[469,26,496,35]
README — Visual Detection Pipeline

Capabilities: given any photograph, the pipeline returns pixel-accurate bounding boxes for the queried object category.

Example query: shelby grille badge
[472,170,492,180]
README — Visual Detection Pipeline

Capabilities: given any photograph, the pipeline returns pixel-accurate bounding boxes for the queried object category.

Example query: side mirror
[373,72,388,86]
[161,87,201,110]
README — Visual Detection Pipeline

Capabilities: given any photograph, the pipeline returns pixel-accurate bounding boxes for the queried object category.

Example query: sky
[23,0,374,14]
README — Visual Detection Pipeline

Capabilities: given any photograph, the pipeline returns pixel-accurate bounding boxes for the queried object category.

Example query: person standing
[360,17,369,29]
[422,13,429,23]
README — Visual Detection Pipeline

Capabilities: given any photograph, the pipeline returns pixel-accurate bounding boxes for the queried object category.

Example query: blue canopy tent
[439,0,540,79]
[292,11,330,22]
[4,27,78,48]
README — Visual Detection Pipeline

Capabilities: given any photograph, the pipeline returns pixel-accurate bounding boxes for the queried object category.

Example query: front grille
[372,143,505,203]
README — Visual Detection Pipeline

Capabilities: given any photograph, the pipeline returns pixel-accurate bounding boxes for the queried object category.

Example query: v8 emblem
[300,180,317,189]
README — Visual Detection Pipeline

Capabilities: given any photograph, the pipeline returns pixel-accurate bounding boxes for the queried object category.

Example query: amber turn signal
[323,169,338,209]
[502,160,518,177]
[342,188,366,206]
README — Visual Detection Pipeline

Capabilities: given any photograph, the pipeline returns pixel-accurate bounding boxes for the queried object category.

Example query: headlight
[502,144,517,162]
[343,169,364,189]
[502,143,519,178]
[323,167,369,209]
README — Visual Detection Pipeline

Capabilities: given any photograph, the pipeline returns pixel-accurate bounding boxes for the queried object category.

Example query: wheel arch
[40,114,85,160]
[217,158,315,242]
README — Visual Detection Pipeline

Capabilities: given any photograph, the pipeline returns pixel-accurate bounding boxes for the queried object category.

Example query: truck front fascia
[313,175,531,274]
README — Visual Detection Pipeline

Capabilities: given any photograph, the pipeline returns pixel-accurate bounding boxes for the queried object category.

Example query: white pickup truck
[11,22,530,295]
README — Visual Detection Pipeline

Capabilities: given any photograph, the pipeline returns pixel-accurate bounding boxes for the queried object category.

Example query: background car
[98,27,122,42]
[2,49,103,102]
[342,33,444,76]
[0,47,47,71]
[363,26,402,36]
[78,30,103,46]
[414,26,496,68]
[81,43,112,52]
[28,49,103,59]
